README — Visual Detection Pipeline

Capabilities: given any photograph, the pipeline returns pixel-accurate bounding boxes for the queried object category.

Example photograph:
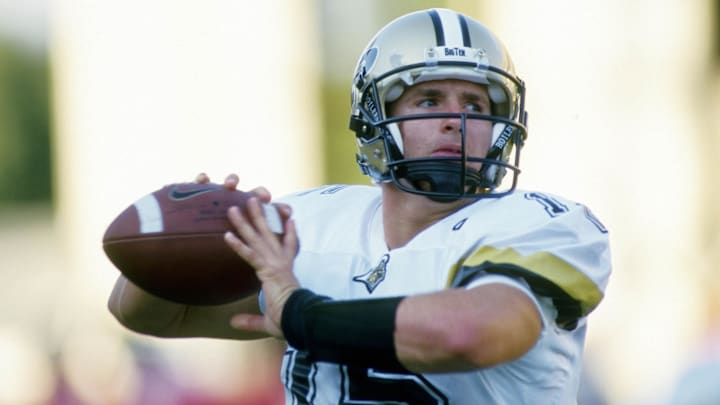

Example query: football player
[109,8,611,404]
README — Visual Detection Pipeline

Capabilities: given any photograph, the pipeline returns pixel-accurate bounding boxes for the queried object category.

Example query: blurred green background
[0,41,51,204]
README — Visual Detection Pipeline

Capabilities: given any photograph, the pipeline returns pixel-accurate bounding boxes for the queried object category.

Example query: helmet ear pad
[352,121,404,183]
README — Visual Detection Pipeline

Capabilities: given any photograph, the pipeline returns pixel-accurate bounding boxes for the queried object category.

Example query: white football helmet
[350,8,528,200]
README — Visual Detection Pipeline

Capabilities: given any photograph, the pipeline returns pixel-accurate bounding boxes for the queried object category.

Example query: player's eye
[465,102,489,113]
[417,98,438,108]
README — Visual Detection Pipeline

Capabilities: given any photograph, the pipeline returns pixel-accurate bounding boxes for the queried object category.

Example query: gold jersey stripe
[452,246,604,316]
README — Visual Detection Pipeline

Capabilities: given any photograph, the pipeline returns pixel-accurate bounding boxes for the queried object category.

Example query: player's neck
[381,184,470,250]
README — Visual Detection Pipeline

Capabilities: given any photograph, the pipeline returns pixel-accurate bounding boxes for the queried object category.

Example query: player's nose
[440,110,463,133]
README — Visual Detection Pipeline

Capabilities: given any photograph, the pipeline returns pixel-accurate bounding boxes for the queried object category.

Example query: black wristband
[281,288,407,372]
[281,289,332,350]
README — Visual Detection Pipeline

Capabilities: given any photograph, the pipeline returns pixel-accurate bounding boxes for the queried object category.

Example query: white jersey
[275,184,611,405]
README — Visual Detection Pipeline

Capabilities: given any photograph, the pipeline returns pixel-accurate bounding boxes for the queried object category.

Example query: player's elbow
[108,297,185,337]
[107,302,141,334]
[107,286,138,331]
[444,308,542,368]
[454,323,539,368]
[107,278,186,337]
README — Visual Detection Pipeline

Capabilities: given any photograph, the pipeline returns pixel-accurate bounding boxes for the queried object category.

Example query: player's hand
[195,172,239,190]
[224,194,300,338]
[195,173,278,210]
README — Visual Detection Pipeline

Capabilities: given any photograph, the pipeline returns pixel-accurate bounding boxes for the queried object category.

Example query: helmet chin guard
[398,160,485,203]
[350,8,528,201]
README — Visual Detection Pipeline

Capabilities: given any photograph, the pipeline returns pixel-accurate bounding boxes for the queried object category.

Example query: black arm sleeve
[281,289,408,372]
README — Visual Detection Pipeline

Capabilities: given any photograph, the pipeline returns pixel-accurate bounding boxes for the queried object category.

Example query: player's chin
[467,161,484,171]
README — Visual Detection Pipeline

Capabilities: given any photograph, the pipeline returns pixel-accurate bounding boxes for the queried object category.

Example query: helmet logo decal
[353,47,378,92]
[353,254,390,294]
[358,48,378,78]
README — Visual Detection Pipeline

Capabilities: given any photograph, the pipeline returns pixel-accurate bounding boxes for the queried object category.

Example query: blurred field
[0,207,286,404]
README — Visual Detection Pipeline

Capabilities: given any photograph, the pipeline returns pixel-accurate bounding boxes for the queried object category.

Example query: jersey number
[286,351,448,404]
[524,192,568,217]
[341,366,448,404]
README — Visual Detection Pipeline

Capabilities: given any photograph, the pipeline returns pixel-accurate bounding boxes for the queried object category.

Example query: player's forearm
[109,276,269,340]
[278,284,541,373]
[394,284,542,373]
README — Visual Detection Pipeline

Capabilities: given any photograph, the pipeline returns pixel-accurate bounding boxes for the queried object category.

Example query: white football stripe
[134,194,163,234]
[262,204,283,234]
[436,9,463,46]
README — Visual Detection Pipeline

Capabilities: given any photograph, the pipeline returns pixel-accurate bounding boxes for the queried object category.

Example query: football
[102,182,282,305]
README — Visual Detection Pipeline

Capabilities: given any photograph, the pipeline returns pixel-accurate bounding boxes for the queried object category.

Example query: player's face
[387,79,493,170]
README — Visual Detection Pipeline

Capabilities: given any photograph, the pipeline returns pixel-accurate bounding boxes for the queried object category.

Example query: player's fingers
[227,205,280,265]
[195,172,210,184]
[227,206,261,244]
[224,173,239,190]
[273,203,292,222]
[250,186,272,203]
[283,219,300,257]
[246,197,278,242]
[224,230,275,273]
[223,230,254,261]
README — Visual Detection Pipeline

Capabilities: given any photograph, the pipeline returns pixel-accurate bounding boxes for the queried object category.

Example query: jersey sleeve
[449,198,611,330]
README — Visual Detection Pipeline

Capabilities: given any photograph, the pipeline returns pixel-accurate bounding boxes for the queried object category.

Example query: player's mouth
[431,144,463,157]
